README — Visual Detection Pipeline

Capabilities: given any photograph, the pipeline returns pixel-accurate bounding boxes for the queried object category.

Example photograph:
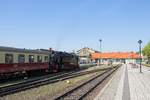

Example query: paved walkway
[95,64,150,100]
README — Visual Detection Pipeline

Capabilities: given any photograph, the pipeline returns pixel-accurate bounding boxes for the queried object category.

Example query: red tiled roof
[91,52,139,59]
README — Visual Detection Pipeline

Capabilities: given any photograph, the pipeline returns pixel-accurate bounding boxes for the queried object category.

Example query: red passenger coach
[0,46,50,76]
[0,63,49,74]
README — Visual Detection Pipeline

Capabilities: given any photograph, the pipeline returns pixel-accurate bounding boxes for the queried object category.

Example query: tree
[142,42,150,64]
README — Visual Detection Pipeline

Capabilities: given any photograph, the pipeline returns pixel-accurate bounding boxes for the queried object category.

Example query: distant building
[77,47,140,64]
[91,52,140,64]
[76,47,97,64]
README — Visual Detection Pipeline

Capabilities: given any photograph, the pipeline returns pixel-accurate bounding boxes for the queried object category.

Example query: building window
[37,55,42,63]
[44,56,48,62]
[18,54,25,63]
[29,55,34,63]
[83,50,86,54]
[5,54,13,64]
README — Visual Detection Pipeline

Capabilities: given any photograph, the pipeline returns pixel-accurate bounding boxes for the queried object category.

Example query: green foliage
[142,42,150,57]
[143,42,150,64]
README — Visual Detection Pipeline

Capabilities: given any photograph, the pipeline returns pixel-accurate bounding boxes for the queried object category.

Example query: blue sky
[0,0,150,52]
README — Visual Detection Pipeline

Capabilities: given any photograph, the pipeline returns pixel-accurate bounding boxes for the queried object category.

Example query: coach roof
[0,46,50,54]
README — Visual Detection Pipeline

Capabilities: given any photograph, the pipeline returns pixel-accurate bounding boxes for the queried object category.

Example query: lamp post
[138,40,142,73]
[99,39,102,65]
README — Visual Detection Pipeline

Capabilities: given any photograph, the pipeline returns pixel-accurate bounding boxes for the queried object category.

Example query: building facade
[77,47,140,64]
[76,47,97,64]
[91,52,140,64]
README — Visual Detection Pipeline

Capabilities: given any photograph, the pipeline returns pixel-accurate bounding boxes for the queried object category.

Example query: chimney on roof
[49,48,53,52]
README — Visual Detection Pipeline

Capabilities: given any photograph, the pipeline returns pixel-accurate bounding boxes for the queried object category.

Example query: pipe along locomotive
[0,46,79,78]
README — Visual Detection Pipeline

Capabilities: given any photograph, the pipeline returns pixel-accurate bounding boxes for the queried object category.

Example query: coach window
[29,55,34,63]
[5,54,13,64]
[44,56,48,62]
[37,55,42,63]
[18,54,25,63]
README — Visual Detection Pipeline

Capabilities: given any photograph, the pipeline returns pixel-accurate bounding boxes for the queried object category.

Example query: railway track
[54,65,120,100]
[0,66,115,97]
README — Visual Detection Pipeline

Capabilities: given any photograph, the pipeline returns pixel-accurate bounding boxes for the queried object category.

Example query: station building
[91,52,140,64]
[76,47,97,64]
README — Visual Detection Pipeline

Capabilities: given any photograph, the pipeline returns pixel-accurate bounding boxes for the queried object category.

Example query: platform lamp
[138,40,142,73]
[99,39,102,65]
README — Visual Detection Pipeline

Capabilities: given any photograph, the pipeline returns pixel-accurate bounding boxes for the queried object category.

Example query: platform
[94,64,150,100]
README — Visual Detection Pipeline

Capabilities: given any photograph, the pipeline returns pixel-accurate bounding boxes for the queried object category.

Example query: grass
[1,71,104,100]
